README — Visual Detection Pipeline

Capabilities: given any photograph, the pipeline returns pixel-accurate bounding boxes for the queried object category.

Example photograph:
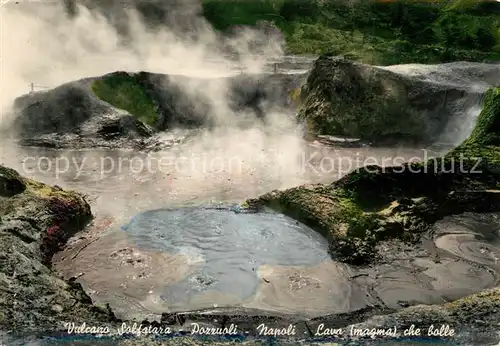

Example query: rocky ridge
[0,165,117,333]
[11,72,305,150]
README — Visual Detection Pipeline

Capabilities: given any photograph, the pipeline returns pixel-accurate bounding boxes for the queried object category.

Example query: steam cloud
[0,0,314,216]
[0,0,282,110]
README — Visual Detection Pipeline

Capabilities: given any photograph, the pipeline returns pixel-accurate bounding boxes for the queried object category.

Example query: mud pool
[2,140,500,321]
[50,208,500,322]
[120,207,331,309]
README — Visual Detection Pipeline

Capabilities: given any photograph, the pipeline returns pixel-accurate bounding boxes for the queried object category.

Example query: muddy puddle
[52,209,500,321]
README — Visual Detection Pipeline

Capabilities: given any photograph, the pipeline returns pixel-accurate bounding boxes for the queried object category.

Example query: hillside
[201,0,500,64]
[61,0,500,64]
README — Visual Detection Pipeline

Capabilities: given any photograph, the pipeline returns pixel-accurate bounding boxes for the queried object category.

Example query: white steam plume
[0,0,314,215]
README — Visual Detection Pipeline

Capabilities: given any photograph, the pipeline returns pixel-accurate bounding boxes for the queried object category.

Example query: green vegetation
[202,0,500,64]
[91,72,159,127]
[459,87,500,147]
[448,87,500,166]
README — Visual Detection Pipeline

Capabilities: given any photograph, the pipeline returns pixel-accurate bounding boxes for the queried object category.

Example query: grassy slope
[450,87,500,166]
[91,72,159,127]
[202,0,500,65]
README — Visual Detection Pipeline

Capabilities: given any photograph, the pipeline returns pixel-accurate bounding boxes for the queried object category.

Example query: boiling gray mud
[121,207,330,310]
[51,209,500,321]
[433,212,500,269]
[4,140,500,322]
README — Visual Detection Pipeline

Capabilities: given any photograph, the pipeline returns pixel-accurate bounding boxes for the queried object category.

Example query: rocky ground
[10,56,500,151]
[243,88,500,343]
[0,165,117,334]
[2,54,500,344]
[248,87,500,264]
[1,90,500,345]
